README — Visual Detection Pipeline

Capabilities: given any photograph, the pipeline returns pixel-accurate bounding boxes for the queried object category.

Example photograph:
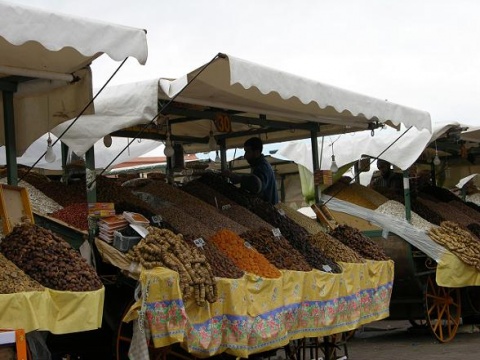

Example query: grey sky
[9,0,480,127]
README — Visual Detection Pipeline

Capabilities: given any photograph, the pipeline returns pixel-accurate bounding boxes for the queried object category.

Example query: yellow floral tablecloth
[0,287,104,334]
[127,260,394,358]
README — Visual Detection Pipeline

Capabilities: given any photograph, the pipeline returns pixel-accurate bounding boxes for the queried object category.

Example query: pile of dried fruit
[182,180,274,230]
[183,235,244,279]
[50,203,89,230]
[140,181,248,234]
[197,173,340,272]
[428,221,480,270]
[275,203,324,235]
[0,223,102,291]
[126,227,217,306]
[240,228,312,271]
[330,225,390,261]
[210,229,281,278]
[0,253,45,293]
[309,232,365,263]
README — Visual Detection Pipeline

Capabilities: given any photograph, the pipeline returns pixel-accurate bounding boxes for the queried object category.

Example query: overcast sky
[10,0,480,129]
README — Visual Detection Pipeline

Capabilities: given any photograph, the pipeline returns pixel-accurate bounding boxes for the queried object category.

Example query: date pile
[0,253,44,293]
[240,228,312,271]
[329,225,390,261]
[428,221,480,270]
[183,234,244,279]
[0,223,102,291]
[126,227,218,306]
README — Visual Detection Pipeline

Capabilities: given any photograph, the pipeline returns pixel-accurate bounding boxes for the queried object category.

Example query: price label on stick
[278,209,286,217]
[221,204,232,211]
[244,241,253,249]
[322,265,332,273]
[194,238,206,248]
[272,228,282,238]
[151,215,163,225]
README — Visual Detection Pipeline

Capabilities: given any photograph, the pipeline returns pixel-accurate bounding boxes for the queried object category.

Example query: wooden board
[0,184,34,235]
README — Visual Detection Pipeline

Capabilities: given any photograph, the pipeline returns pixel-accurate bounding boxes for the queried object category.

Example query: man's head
[243,137,263,165]
[377,159,391,176]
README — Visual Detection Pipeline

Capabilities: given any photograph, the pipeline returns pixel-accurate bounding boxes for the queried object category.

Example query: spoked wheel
[424,275,461,343]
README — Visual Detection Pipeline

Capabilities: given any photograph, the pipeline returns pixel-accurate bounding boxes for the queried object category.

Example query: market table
[99,232,393,359]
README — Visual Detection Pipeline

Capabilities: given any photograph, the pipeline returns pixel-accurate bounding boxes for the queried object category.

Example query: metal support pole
[85,147,96,204]
[403,170,411,222]
[219,139,227,172]
[61,142,69,183]
[311,129,320,203]
[85,146,97,267]
[2,91,18,185]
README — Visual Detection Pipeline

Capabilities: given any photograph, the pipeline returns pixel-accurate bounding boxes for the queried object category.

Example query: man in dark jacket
[225,137,279,204]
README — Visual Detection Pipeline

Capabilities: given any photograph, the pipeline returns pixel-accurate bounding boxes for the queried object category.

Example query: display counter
[116,253,393,358]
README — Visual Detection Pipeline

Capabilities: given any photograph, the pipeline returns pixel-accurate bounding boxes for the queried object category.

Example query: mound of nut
[126,227,217,306]
[0,223,102,291]
[429,221,480,270]
[0,253,44,293]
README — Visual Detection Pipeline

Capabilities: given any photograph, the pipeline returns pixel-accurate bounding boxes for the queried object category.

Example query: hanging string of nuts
[126,227,217,306]
[428,221,480,270]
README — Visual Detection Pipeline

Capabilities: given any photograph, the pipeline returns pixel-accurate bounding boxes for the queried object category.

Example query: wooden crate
[0,184,34,235]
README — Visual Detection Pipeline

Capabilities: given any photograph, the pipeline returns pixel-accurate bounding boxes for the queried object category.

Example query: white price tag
[278,209,286,216]
[193,238,206,248]
[322,265,332,273]
[244,241,253,249]
[221,204,232,211]
[382,229,389,239]
[272,228,282,237]
[151,215,163,224]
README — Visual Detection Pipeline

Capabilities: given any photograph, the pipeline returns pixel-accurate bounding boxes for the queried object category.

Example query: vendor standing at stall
[224,137,279,204]
[370,159,404,195]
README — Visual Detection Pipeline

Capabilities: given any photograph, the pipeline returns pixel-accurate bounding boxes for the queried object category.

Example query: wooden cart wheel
[424,275,461,343]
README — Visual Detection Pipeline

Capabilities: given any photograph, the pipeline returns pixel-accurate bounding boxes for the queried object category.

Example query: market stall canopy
[0,0,148,155]
[275,121,465,173]
[461,126,480,143]
[0,133,161,171]
[52,53,431,156]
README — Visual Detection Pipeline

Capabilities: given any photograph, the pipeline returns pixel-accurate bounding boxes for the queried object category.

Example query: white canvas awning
[0,0,148,155]
[53,53,432,156]
[275,121,469,174]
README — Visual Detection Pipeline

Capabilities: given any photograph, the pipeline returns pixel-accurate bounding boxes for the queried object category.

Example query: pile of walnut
[428,221,480,270]
[126,227,217,306]
[0,253,44,293]
[0,223,103,291]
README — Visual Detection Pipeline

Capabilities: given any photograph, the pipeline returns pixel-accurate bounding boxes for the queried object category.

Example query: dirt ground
[264,320,480,360]
[346,320,480,360]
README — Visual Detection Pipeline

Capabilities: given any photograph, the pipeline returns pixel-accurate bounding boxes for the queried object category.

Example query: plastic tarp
[52,53,431,156]
[0,0,148,155]
[322,196,447,261]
